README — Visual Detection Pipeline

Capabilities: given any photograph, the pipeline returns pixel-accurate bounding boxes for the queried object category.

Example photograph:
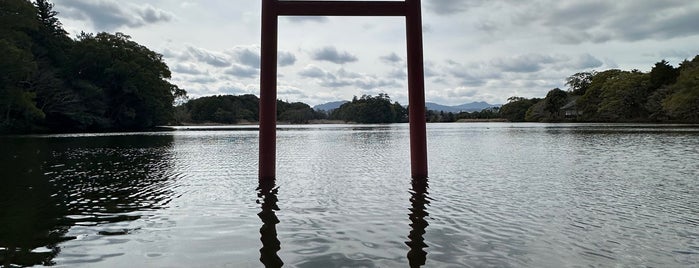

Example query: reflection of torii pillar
[259,0,427,180]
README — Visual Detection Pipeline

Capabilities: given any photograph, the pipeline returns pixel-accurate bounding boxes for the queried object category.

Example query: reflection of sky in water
[1,123,698,267]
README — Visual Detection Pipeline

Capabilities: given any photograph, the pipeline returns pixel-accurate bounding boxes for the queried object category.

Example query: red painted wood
[259,0,278,181]
[406,0,428,179]
[276,1,406,16]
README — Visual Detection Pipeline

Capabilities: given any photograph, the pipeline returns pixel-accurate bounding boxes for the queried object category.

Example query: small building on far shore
[561,97,583,119]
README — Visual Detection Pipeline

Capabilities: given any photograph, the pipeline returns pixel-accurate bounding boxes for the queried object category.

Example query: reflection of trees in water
[258,179,283,268]
[1,138,69,266]
[406,177,430,267]
[0,135,176,267]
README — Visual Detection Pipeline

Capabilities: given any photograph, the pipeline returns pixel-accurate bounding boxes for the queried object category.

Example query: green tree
[500,96,539,122]
[69,32,184,129]
[597,71,651,121]
[26,0,81,131]
[524,100,546,122]
[186,95,259,124]
[566,72,594,96]
[649,60,679,90]
[576,69,624,120]
[278,101,324,123]
[544,88,568,120]
[330,94,406,123]
[663,56,699,122]
[0,40,42,133]
[0,0,39,49]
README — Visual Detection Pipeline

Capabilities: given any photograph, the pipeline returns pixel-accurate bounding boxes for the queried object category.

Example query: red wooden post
[406,0,428,179]
[259,0,278,181]
[259,0,428,179]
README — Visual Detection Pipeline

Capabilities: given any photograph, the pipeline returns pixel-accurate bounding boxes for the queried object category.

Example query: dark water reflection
[0,135,177,267]
[406,177,430,268]
[258,179,283,268]
[1,139,68,266]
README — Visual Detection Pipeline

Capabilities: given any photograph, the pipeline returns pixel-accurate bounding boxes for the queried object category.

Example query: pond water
[1,123,698,267]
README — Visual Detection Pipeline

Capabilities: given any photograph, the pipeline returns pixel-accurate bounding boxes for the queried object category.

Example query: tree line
[500,56,699,123]
[329,94,407,123]
[1,0,186,133]
[175,93,503,125]
[174,94,326,124]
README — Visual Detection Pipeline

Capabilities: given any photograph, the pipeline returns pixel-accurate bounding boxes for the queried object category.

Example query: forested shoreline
[500,57,699,123]
[2,0,697,134]
[1,0,186,134]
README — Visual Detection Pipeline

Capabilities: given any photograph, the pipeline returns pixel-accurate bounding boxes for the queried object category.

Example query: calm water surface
[1,123,698,267]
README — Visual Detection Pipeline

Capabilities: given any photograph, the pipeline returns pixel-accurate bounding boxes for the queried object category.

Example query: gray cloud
[544,2,614,30]
[424,61,441,78]
[286,16,329,23]
[311,46,358,64]
[449,71,488,87]
[224,64,258,78]
[188,76,218,84]
[380,53,403,65]
[426,0,468,15]
[300,65,398,89]
[491,54,557,73]
[160,47,180,59]
[186,47,230,67]
[573,53,603,69]
[610,5,699,41]
[278,86,308,99]
[59,0,173,31]
[657,49,699,60]
[444,60,502,87]
[279,51,297,67]
[228,47,260,68]
[172,63,205,75]
[513,1,699,44]
[474,20,498,33]
[388,68,407,80]
[225,47,295,69]
[299,65,328,78]
[477,53,602,74]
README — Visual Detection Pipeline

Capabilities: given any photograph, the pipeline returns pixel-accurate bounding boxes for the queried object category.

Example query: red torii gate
[259,0,428,180]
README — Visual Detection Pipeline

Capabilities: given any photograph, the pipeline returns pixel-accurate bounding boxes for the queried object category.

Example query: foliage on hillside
[500,57,699,123]
[1,0,186,133]
[329,94,407,123]
[175,94,326,124]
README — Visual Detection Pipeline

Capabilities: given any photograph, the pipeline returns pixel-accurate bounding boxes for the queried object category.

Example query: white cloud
[226,46,260,68]
[224,64,258,78]
[380,53,403,65]
[58,0,174,31]
[171,63,205,75]
[279,51,297,67]
[311,46,358,64]
[185,46,230,67]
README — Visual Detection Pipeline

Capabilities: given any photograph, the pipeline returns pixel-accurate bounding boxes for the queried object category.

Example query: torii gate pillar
[259,0,428,180]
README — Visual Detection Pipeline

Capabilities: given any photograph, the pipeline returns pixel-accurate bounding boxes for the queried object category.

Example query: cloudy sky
[54,0,699,106]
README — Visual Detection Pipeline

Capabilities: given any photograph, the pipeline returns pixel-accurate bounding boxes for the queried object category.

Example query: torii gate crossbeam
[259,0,427,180]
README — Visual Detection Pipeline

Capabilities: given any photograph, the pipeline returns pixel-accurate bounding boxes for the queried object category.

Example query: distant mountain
[313,101,349,111]
[426,101,499,113]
